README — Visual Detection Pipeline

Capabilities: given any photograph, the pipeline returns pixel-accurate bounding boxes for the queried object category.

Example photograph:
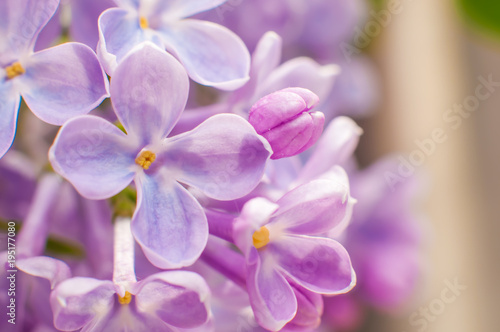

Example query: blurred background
[357,0,500,331]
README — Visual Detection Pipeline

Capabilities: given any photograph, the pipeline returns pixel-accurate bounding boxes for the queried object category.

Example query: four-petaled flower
[98,0,250,90]
[0,0,109,158]
[233,176,356,331]
[49,42,271,269]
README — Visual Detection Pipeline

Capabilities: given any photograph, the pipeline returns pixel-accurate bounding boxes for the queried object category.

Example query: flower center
[252,226,270,249]
[5,62,25,79]
[135,150,156,170]
[118,291,132,305]
[139,16,149,29]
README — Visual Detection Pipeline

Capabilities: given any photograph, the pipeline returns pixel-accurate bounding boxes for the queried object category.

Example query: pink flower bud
[249,88,325,159]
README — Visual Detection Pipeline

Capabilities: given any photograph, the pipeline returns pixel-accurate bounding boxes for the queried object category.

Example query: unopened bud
[249,88,324,159]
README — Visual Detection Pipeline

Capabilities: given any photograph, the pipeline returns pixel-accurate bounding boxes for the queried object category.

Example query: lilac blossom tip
[248,88,324,159]
[16,256,72,289]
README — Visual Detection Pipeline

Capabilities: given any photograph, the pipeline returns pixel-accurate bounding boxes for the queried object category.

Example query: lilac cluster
[0,0,422,331]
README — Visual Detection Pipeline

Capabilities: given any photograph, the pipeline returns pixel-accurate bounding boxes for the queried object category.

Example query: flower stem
[206,209,236,243]
[201,237,247,289]
[113,217,136,294]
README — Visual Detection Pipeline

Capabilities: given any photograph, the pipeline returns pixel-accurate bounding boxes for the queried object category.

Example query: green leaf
[457,0,500,37]
[370,0,387,12]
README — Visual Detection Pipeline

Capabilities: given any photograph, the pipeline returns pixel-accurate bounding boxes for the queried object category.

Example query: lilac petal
[280,87,320,110]
[0,84,20,158]
[110,42,189,143]
[19,42,109,125]
[288,284,323,330]
[97,8,149,75]
[164,114,271,200]
[229,29,282,104]
[247,254,297,331]
[272,235,355,294]
[262,112,315,160]
[159,19,250,90]
[298,116,362,184]
[0,0,59,62]
[249,91,308,134]
[170,103,228,137]
[49,115,137,200]
[90,308,173,332]
[132,173,208,269]
[134,271,210,328]
[270,177,351,235]
[294,111,325,155]
[250,32,282,90]
[50,277,116,331]
[257,57,339,106]
[70,0,114,49]
[34,5,62,51]
[17,256,71,289]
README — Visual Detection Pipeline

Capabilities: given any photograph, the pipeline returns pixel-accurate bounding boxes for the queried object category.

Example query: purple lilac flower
[97,0,250,90]
[18,218,212,332]
[49,42,271,269]
[200,236,325,332]
[0,0,109,159]
[172,31,338,135]
[231,178,356,331]
[248,87,324,160]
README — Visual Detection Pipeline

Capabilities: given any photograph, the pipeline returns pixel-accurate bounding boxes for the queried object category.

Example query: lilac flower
[97,0,250,90]
[50,272,212,332]
[6,256,72,332]
[19,218,212,332]
[249,87,324,160]
[0,0,109,159]
[172,31,337,136]
[50,218,210,332]
[50,42,271,269]
[232,178,356,331]
[200,237,324,332]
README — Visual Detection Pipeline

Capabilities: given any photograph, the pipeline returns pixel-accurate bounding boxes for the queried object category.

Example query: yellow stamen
[135,150,156,170]
[139,16,149,29]
[252,226,270,249]
[118,291,132,305]
[5,62,25,79]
